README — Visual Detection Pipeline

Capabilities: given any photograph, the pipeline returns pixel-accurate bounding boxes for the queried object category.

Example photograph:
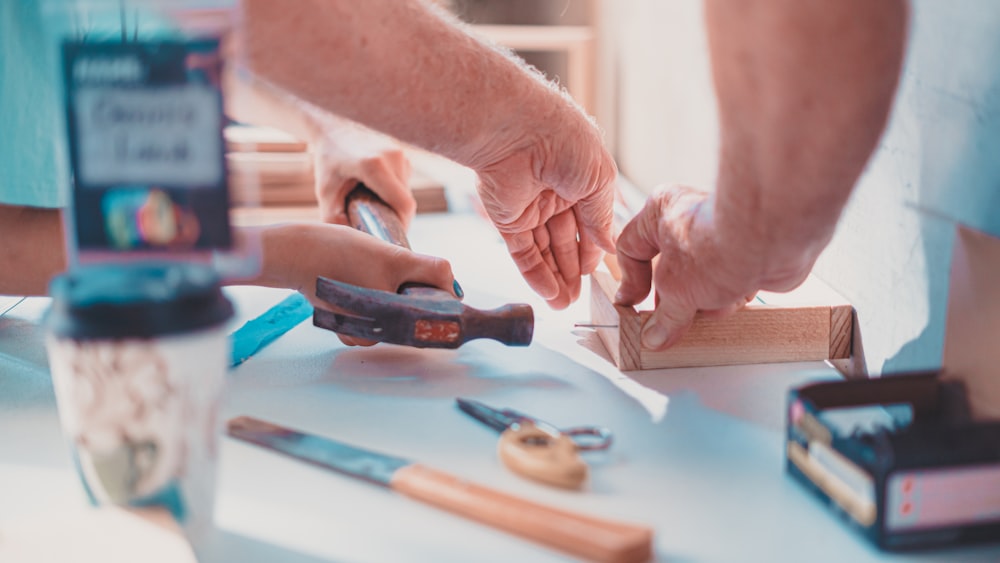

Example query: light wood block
[225,124,309,153]
[590,270,853,370]
[227,152,313,185]
[228,168,447,212]
[223,125,449,213]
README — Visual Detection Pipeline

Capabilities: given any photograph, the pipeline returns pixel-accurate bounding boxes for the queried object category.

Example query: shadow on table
[572,328,839,433]
[316,341,576,398]
[204,527,338,563]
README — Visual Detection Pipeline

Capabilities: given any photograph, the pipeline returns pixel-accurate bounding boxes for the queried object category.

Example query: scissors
[455,398,613,490]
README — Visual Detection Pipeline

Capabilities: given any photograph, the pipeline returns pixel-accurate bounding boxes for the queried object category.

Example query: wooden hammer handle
[346,183,412,250]
[391,464,653,563]
[346,183,448,297]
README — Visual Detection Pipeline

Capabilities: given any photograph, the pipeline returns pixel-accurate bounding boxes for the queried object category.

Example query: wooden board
[228,167,447,211]
[590,270,853,370]
[225,124,309,153]
[224,125,449,213]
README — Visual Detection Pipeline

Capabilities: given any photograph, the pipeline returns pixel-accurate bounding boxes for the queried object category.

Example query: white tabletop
[3,175,1000,562]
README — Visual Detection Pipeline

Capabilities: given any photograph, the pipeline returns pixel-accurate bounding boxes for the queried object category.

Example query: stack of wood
[224,124,449,213]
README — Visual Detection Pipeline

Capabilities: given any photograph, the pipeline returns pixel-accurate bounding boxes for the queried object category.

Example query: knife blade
[227,416,653,563]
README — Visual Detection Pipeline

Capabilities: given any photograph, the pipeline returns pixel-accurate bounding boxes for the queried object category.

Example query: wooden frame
[590,270,853,370]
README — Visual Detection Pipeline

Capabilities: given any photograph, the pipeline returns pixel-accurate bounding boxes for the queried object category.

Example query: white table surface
[3,169,1000,562]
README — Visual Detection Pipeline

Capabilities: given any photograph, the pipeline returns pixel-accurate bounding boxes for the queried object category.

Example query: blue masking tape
[229,293,313,367]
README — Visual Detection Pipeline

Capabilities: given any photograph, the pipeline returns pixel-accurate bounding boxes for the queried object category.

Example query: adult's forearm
[0,205,66,295]
[705,0,908,289]
[238,0,574,169]
[224,61,335,146]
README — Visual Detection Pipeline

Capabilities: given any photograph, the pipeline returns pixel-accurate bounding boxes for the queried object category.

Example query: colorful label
[886,465,1000,531]
[63,39,231,253]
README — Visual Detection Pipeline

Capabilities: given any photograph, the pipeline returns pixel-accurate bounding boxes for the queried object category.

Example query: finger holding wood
[614,185,753,350]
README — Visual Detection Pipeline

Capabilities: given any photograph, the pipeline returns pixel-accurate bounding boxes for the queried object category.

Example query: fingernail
[452,279,464,298]
[614,291,625,305]
[641,318,670,349]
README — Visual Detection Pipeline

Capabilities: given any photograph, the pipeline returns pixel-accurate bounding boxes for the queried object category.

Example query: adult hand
[614,185,772,351]
[312,126,416,229]
[472,111,617,310]
[236,0,617,309]
[252,223,458,346]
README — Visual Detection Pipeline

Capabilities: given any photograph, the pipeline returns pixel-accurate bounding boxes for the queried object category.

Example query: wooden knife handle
[391,464,653,563]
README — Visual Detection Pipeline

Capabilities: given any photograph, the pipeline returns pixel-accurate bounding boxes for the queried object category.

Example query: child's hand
[252,222,458,346]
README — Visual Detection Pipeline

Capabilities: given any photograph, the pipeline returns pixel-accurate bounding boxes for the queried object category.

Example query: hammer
[311,183,534,348]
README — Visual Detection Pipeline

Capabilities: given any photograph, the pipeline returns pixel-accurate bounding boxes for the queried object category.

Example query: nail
[641,318,670,349]
[452,279,464,298]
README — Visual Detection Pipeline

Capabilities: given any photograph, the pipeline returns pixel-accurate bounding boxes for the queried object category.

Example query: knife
[227,416,653,563]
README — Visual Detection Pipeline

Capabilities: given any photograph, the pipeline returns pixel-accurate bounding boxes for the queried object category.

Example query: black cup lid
[46,262,234,339]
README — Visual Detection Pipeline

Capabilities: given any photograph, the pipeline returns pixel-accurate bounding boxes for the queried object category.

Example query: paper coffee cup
[45,263,233,545]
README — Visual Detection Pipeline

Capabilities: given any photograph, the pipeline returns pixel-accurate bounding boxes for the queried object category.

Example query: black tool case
[785,371,1000,550]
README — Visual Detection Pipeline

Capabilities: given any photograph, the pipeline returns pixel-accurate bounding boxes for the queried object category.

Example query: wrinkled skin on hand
[614,185,776,351]
[261,223,457,346]
[473,116,618,310]
[312,130,416,229]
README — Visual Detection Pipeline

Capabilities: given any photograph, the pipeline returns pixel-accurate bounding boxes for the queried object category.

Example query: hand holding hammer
[312,184,533,348]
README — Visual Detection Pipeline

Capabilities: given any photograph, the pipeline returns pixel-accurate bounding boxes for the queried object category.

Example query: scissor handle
[562,425,614,452]
[498,422,588,490]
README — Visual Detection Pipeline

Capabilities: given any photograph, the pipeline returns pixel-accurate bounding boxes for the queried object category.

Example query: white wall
[596,1,718,192]
[596,0,1000,375]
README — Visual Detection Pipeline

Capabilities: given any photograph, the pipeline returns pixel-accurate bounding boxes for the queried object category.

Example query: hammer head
[312,277,533,348]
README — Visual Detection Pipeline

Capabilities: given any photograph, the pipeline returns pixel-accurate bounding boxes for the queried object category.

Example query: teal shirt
[0,1,212,209]
[0,3,70,208]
